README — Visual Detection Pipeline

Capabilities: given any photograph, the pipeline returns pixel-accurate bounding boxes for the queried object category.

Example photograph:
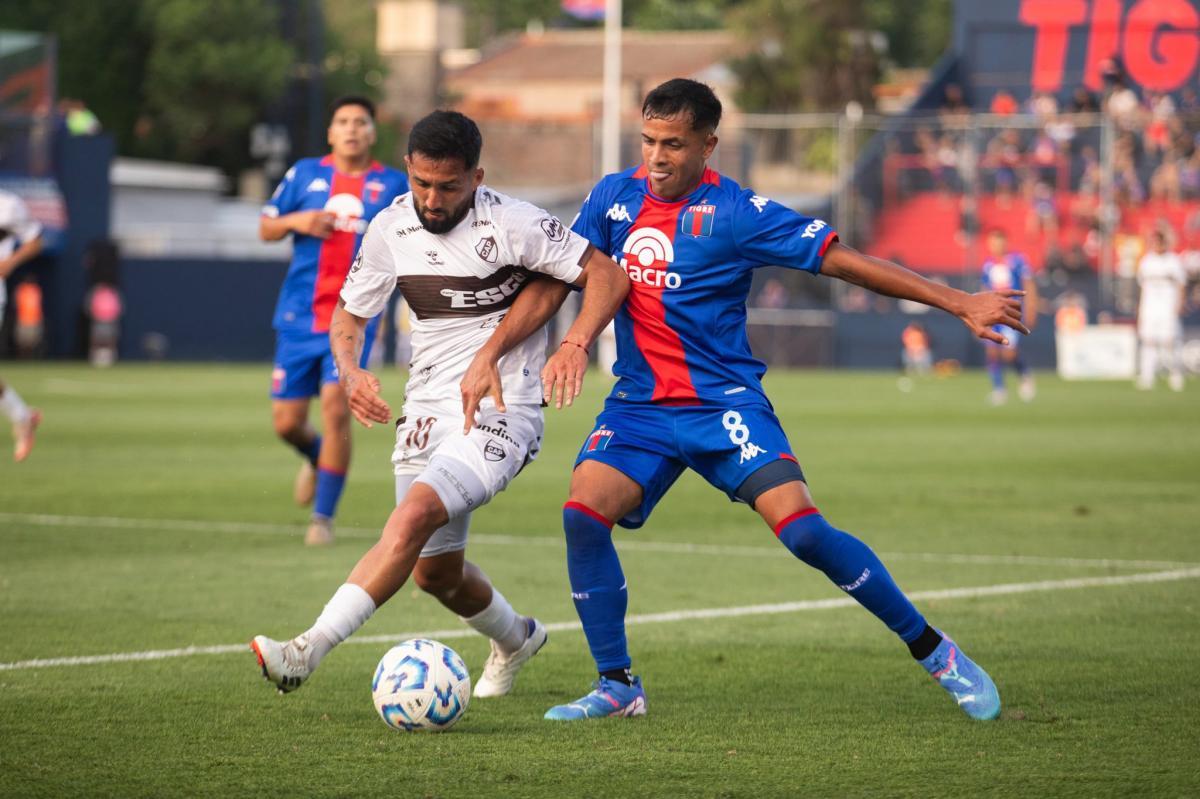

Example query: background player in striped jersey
[251,111,629,699]
[545,79,1026,722]
[0,189,45,462]
[259,96,408,545]
[981,228,1039,404]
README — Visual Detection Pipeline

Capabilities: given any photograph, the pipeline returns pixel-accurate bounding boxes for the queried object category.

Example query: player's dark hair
[329,95,376,122]
[642,79,722,133]
[407,110,483,170]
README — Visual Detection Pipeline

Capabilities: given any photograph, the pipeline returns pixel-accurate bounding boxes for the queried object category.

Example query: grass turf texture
[1,363,1197,798]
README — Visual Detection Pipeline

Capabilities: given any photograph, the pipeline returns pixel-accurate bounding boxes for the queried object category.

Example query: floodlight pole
[601,0,623,176]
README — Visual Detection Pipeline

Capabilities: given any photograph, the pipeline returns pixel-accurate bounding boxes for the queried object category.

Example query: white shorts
[394,402,543,557]
[1138,314,1181,343]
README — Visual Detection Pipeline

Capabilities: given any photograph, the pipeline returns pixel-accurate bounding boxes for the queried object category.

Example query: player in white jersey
[0,190,45,461]
[252,111,630,699]
[1136,229,1188,391]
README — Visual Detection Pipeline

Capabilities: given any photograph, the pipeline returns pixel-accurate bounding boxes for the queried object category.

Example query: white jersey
[0,190,44,315]
[341,186,592,407]
[1137,251,1186,319]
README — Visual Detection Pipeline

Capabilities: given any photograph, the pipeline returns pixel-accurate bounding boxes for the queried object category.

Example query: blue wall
[118,258,287,361]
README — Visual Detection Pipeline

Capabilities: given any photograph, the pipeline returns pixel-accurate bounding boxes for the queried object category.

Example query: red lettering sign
[1123,0,1199,91]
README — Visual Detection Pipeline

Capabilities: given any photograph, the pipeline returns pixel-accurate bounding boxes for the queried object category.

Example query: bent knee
[412,562,463,598]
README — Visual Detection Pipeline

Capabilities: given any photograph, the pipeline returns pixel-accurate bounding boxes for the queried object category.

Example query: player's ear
[473,167,484,188]
[702,133,718,160]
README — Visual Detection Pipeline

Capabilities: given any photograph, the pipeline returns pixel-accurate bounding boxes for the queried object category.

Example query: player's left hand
[461,355,506,434]
[342,367,390,428]
[542,343,588,409]
[959,289,1029,345]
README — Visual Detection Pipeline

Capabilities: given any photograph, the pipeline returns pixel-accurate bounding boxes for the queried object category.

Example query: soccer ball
[371,638,471,732]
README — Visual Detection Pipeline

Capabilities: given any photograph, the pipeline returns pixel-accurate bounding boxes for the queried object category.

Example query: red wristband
[560,339,589,355]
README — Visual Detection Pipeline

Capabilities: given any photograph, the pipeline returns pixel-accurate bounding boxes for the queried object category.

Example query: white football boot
[293,460,316,506]
[473,617,548,698]
[251,633,317,693]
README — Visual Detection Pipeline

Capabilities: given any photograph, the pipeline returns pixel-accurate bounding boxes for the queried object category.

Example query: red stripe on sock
[564,501,613,529]
[774,507,820,537]
[317,466,347,476]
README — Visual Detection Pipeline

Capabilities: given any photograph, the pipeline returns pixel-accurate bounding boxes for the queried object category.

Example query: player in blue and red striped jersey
[981,228,1039,404]
[545,79,1027,722]
[260,96,408,545]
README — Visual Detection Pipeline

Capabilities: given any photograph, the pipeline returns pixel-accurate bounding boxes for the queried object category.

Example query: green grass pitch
[1,363,1197,798]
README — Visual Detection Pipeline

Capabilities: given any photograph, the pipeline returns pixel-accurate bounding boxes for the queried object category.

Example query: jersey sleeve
[732,190,836,274]
[569,180,611,254]
[501,200,590,285]
[339,216,395,319]
[262,164,301,218]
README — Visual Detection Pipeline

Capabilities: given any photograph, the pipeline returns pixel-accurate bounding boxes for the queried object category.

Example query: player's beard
[415,196,472,234]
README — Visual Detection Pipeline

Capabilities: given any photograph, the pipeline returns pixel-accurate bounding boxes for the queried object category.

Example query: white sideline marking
[2,566,1198,672]
[1,512,1194,571]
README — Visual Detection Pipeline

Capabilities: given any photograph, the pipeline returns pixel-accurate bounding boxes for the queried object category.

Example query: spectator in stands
[13,277,44,358]
[1150,145,1184,204]
[939,83,970,128]
[1144,91,1177,158]
[1054,292,1088,334]
[1068,87,1100,113]
[990,89,1018,116]
[1027,180,1058,238]
[987,128,1023,207]
[754,277,789,310]
[898,321,933,392]
[1182,150,1200,200]
[1104,76,1142,132]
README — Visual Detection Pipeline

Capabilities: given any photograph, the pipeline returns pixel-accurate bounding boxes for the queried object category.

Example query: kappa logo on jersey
[619,228,681,289]
[585,426,614,452]
[749,194,769,213]
[484,439,507,462]
[800,219,828,239]
[681,203,716,238]
[439,270,530,309]
[475,235,498,263]
[540,217,566,242]
[306,178,331,193]
[606,203,632,222]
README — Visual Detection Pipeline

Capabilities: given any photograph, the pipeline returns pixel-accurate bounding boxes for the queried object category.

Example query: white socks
[304,583,376,668]
[0,385,30,424]
[462,589,527,654]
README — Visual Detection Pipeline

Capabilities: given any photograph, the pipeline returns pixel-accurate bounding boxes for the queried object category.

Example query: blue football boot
[544,676,647,720]
[919,634,1001,720]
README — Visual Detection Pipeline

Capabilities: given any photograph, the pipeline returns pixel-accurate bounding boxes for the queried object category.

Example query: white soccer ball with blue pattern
[371,638,471,732]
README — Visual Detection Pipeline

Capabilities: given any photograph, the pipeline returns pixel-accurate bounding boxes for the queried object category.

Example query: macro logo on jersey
[619,228,680,289]
[325,193,368,234]
[681,203,715,238]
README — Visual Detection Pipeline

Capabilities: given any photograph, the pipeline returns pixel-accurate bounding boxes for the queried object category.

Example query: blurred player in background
[898,320,932,392]
[259,96,408,545]
[1135,229,1187,391]
[544,79,1024,723]
[251,111,629,699]
[0,189,45,461]
[981,228,1038,404]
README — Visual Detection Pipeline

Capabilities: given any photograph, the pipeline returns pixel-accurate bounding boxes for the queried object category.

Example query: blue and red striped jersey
[981,252,1032,294]
[573,165,837,407]
[263,156,408,333]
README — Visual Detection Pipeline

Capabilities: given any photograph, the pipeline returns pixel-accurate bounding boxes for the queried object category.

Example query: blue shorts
[575,400,802,529]
[270,321,378,400]
[984,325,1023,351]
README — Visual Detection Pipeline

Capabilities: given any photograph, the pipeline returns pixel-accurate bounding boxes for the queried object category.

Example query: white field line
[1,512,1195,572]
[2,566,1199,673]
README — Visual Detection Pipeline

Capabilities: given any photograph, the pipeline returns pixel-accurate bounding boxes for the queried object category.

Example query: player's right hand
[959,289,1028,345]
[460,356,506,435]
[342,367,390,428]
[542,342,588,409]
[293,210,336,239]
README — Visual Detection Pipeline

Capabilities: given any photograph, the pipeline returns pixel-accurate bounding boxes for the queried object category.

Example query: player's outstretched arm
[820,242,1028,345]
[330,300,390,428]
[461,277,574,432]
[543,248,630,409]
[0,234,42,279]
[259,211,336,242]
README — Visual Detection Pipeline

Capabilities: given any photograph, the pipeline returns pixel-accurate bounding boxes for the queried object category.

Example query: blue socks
[987,360,1005,390]
[314,466,347,520]
[775,509,927,643]
[296,434,322,466]
[563,502,631,672]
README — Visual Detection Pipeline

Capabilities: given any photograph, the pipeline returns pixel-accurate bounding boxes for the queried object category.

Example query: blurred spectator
[1028,91,1058,119]
[754,277,789,309]
[1105,77,1141,132]
[57,98,102,136]
[85,282,122,367]
[1068,87,1100,113]
[940,83,970,117]
[1027,180,1058,238]
[990,89,1018,116]
[898,321,933,391]
[1054,291,1088,333]
[986,128,1023,207]
[957,194,979,247]
[13,278,44,358]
